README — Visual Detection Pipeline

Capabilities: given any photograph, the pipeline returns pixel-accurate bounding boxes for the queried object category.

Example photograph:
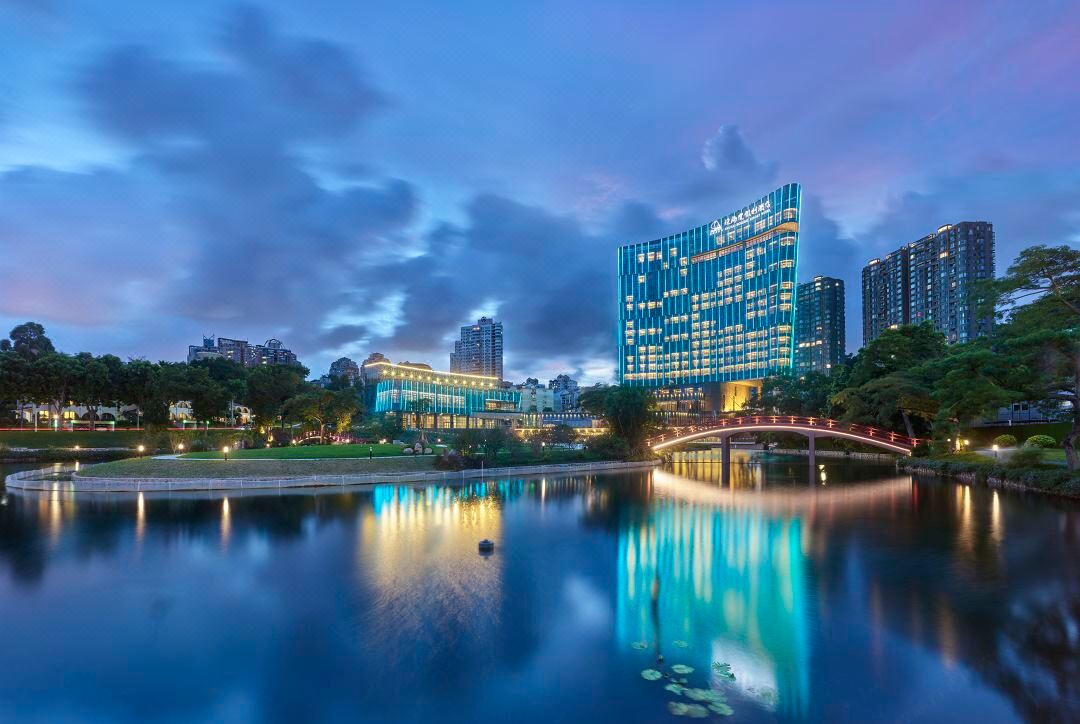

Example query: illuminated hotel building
[617,184,801,415]
[363,360,519,429]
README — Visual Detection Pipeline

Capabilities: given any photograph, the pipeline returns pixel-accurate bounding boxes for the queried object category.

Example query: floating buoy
[478,539,495,554]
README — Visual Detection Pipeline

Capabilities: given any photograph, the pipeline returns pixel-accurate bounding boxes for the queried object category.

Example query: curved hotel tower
[617,183,801,416]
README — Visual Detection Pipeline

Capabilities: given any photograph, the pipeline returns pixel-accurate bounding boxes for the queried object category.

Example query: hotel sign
[710,198,772,238]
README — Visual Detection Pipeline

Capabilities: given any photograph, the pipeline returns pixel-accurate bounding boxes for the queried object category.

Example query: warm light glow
[137,445,145,453]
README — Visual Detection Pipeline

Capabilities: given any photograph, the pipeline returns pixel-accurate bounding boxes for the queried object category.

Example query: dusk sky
[2,0,1078,383]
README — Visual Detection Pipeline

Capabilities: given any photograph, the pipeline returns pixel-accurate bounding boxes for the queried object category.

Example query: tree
[989,245,1080,470]
[0,352,30,426]
[185,367,231,423]
[71,353,111,421]
[120,359,168,427]
[246,365,306,429]
[29,353,79,429]
[7,322,55,361]
[579,385,658,455]
[481,426,512,459]
[756,372,836,417]
[831,324,948,437]
[283,388,359,443]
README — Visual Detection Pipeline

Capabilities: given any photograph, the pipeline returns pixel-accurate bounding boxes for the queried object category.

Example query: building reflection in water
[617,469,812,717]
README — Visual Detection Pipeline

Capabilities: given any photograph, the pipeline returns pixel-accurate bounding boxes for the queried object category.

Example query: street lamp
[223,445,230,461]
[177,442,185,453]
[137,444,145,457]
[992,444,999,459]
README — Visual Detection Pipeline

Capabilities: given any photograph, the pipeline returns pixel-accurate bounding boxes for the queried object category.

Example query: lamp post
[137,444,145,458]
[176,442,185,455]
[223,445,230,462]
[992,444,999,459]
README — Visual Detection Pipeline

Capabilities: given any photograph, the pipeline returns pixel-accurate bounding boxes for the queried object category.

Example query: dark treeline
[0,323,361,439]
[752,245,1080,470]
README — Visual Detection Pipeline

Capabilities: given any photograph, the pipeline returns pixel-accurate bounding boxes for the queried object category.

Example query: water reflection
[617,496,809,715]
[0,462,1078,722]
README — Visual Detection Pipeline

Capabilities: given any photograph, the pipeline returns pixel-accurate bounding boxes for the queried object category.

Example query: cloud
[0,4,420,364]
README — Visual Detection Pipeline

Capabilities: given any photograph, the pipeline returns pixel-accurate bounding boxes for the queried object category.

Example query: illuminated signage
[710,198,773,238]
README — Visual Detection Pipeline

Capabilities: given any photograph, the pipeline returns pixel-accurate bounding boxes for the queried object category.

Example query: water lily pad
[673,639,689,648]
[667,701,707,717]
[709,702,734,716]
[664,683,686,695]
[711,662,736,680]
[641,668,663,681]
[684,688,710,702]
[671,664,694,675]
[631,641,648,650]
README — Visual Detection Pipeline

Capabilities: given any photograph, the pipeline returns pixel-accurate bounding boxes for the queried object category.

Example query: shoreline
[4,458,661,493]
[899,459,1080,501]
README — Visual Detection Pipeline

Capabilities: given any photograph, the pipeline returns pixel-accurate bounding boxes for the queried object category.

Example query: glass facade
[364,361,519,428]
[617,184,801,415]
[795,276,845,376]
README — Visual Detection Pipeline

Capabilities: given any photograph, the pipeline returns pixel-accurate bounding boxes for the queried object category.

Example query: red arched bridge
[649,415,919,456]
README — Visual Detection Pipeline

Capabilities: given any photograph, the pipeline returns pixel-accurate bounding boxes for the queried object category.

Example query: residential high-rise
[618,183,801,416]
[795,276,845,376]
[450,316,504,380]
[328,357,360,384]
[862,222,995,345]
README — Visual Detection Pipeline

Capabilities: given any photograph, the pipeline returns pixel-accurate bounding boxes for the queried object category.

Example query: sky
[1,0,1078,384]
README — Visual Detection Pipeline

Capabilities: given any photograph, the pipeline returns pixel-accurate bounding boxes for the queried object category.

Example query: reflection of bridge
[650,416,918,459]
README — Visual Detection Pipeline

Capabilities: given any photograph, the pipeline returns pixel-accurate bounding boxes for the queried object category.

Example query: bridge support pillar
[721,435,731,488]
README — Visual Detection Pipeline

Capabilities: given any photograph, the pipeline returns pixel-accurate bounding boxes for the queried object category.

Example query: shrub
[1024,434,1058,449]
[1006,446,1044,469]
[434,450,465,471]
[992,434,1018,448]
[587,433,630,461]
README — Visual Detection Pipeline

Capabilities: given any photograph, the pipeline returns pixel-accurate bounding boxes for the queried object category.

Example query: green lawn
[180,443,428,459]
[80,455,439,479]
[0,430,146,449]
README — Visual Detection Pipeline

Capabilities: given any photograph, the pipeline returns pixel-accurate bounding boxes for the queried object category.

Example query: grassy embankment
[901,450,1080,498]
[181,443,411,459]
[79,447,618,479]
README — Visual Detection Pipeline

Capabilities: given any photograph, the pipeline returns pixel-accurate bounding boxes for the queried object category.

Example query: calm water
[2,456,1079,723]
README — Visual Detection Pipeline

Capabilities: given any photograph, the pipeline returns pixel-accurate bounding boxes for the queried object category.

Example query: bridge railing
[648,415,919,449]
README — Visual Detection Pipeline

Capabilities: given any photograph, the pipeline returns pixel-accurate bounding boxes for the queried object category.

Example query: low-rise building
[549,374,580,412]
[362,360,519,430]
[515,379,556,413]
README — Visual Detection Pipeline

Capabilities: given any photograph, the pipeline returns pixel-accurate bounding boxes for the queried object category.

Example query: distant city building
[255,339,297,366]
[548,374,580,412]
[450,316,504,380]
[515,379,556,413]
[862,222,995,345]
[360,353,389,385]
[795,276,845,376]
[187,336,298,368]
[328,357,360,385]
[362,359,518,429]
[618,184,801,416]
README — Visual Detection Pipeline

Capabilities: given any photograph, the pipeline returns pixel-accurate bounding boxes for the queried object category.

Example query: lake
[2,455,1078,723]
